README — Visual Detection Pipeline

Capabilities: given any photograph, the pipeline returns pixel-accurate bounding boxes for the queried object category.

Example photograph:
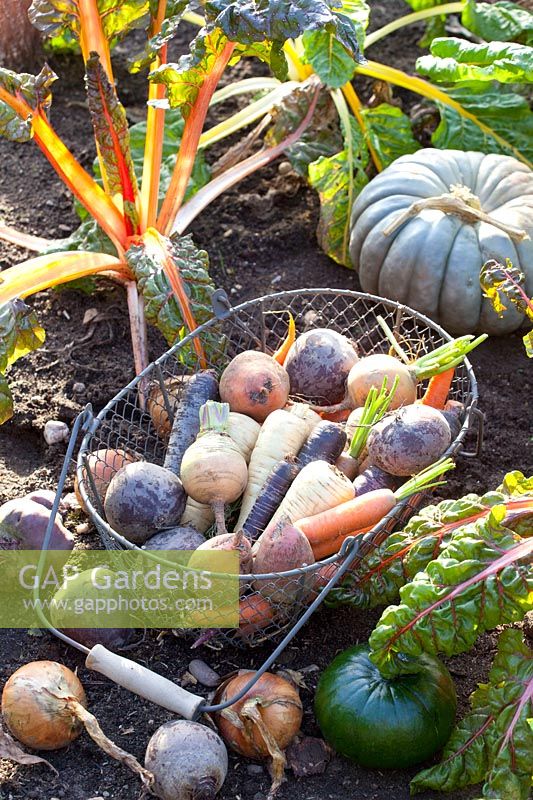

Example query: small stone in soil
[278,161,292,175]
[44,420,69,445]
[188,659,221,688]
[72,382,86,393]
[246,764,264,776]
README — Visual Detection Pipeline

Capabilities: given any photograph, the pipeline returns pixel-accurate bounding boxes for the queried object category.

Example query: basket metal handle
[458,405,484,459]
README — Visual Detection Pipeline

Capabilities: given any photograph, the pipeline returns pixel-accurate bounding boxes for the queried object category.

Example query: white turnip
[284,328,358,406]
[104,461,186,544]
[145,720,228,800]
[219,351,290,422]
[367,405,452,476]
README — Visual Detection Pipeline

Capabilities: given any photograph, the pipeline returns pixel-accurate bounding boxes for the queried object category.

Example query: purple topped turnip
[284,328,358,405]
[0,497,73,550]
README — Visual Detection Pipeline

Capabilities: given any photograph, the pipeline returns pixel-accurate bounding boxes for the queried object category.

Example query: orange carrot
[273,312,296,365]
[296,489,397,559]
[319,407,352,422]
[418,368,454,410]
[238,593,275,637]
[311,524,373,561]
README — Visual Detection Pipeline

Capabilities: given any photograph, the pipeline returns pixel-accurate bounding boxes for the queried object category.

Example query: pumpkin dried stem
[383,193,529,242]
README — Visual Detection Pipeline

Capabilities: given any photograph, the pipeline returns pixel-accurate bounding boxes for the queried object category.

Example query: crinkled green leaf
[431,83,533,164]
[368,507,533,678]
[265,82,343,176]
[45,218,116,256]
[417,37,533,84]
[498,471,533,498]
[301,0,368,87]
[204,0,363,61]
[523,331,533,359]
[0,64,56,142]
[126,233,216,350]
[85,53,139,231]
[361,102,419,169]
[128,108,211,202]
[308,116,368,266]
[129,1,188,73]
[462,0,533,46]
[403,0,449,9]
[412,629,533,800]
[0,300,46,425]
[480,259,533,321]
[29,0,149,44]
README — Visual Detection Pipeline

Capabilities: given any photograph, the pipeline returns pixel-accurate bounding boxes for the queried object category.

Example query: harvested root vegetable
[285,402,321,435]
[220,351,290,422]
[147,375,193,438]
[0,497,73,550]
[367,405,452,476]
[180,497,215,534]
[253,516,315,604]
[242,456,299,541]
[284,328,358,406]
[180,401,248,535]
[268,460,355,529]
[163,370,219,476]
[214,671,303,799]
[235,408,309,531]
[336,452,359,481]
[2,661,151,785]
[238,594,276,639]
[441,399,465,440]
[143,525,205,551]
[145,720,227,800]
[296,421,346,468]
[24,490,56,510]
[353,465,400,497]
[104,461,186,544]
[188,530,252,574]
[74,448,137,513]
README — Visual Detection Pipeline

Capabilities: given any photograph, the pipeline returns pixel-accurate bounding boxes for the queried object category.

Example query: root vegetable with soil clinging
[219,351,290,422]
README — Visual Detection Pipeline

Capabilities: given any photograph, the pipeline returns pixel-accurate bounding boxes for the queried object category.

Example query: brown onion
[2,661,86,750]
[213,671,302,798]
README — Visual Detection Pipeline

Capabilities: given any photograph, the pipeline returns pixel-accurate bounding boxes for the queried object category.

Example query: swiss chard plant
[481,258,533,358]
[329,470,533,798]
[0,0,364,424]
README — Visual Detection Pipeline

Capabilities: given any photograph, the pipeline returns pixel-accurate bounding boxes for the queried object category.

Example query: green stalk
[364,2,465,49]
[330,87,354,265]
[199,400,230,435]
[395,457,455,501]
[413,334,488,379]
[349,376,399,459]
[376,315,410,364]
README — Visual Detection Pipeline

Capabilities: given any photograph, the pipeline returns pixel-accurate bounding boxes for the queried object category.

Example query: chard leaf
[360,103,419,169]
[480,259,533,322]
[412,629,533,800]
[417,37,533,84]
[308,116,368,267]
[368,507,533,678]
[430,83,533,164]
[499,471,533,498]
[85,54,139,232]
[126,233,218,357]
[462,0,533,46]
[29,0,149,44]
[129,1,188,73]
[265,83,343,176]
[204,0,363,61]
[403,0,449,8]
[0,64,56,142]
[301,1,369,88]
[0,300,45,424]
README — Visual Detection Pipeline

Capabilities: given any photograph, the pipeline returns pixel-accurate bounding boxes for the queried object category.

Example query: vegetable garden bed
[0,2,531,799]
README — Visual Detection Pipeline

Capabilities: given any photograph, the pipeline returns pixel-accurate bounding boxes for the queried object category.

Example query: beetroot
[284,329,358,406]
[143,526,206,551]
[0,498,74,550]
[253,516,315,604]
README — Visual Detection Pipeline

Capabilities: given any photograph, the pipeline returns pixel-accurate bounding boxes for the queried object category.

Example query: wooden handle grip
[86,644,204,720]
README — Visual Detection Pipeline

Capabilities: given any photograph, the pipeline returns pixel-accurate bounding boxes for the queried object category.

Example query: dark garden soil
[0,2,532,799]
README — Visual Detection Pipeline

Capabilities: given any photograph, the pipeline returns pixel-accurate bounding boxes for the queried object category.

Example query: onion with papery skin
[2,661,86,750]
[213,671,303,799]
[2,661,152,784]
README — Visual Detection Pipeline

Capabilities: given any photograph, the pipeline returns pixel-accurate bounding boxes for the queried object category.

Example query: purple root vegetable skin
[367,405,452,477]
[284,329,359,406]
[353,465,402,496]
[143,526,206,551]
[0,499,74,550]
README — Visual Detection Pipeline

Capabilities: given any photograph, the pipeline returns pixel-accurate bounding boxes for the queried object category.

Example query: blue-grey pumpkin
[349,149,533,335]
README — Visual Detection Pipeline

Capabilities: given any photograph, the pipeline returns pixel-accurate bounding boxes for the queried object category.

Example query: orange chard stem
[140,0,168,232]
[78,0,114,81]
[31,111,128,251]
[143,228,207,367]
[157,40,236,235]
[273,312,296,364]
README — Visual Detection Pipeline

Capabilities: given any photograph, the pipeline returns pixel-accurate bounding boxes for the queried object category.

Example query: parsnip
[285,403,321,436]
[268,460,355,528]
[235,409,309,531]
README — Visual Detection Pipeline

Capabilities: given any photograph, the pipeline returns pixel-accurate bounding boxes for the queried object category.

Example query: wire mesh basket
[76,288,482,648]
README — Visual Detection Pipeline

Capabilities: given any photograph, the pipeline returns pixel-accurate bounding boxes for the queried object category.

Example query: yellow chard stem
[341,82,383,172]
[355,60,532,169]
[364,2,466,49]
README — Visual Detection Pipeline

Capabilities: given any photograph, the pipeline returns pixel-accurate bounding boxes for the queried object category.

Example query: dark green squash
[314,643,456,769]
